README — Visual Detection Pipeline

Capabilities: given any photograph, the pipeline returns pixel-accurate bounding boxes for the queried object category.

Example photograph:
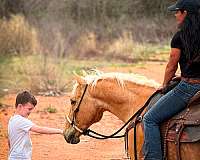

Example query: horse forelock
[82,72,160,89]
[72,81,79,95]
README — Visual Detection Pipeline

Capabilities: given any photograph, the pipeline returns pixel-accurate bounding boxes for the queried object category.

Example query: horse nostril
[63,134,69,142]
[63,129,80,144]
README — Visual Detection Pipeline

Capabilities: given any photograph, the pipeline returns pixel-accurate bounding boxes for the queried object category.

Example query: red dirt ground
[0,61,166,160]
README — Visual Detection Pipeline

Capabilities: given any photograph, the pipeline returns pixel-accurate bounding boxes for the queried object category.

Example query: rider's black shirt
[171,31,200,78]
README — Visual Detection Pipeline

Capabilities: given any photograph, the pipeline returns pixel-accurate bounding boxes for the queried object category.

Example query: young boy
[8,91,63,160]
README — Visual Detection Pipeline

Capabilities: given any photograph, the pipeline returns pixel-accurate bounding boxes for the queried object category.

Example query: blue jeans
[143,81,200,160]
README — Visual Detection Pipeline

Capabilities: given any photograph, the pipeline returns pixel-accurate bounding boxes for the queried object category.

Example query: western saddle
[126,79,200,160]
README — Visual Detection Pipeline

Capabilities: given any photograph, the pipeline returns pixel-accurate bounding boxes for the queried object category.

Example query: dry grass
[16,55,69,93]
[106,31,145,61]
[0,15,171,95]
[0,15,39,55]
[68,30,169,62]
[68,32,100,58]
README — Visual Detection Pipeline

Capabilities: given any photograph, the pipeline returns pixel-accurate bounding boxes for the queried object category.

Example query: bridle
[66,83,88,134]
[65,82,161,160]
[65,83,159,139]
[65,83,127,138]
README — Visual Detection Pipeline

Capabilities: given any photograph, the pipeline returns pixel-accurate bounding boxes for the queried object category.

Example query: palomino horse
[63,72,200,160]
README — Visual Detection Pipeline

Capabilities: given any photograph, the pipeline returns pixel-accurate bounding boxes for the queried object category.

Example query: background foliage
[0,0,175,94]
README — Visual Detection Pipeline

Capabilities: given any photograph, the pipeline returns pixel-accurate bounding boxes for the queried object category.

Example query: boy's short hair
[15,91,37,108]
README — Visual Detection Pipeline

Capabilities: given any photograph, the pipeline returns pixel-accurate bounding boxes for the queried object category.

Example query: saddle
[146,80,200,160]
[125,79,200,160]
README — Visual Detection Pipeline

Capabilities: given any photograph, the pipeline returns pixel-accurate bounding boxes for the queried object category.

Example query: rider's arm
[162,48,181,87]
[30,125,63,135]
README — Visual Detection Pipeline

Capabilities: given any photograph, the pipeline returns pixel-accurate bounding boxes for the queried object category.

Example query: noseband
[66,84,88,134]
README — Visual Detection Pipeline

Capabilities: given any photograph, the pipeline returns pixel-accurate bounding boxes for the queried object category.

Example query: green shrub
[45,105,57,113]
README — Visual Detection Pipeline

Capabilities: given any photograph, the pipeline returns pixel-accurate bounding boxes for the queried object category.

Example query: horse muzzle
[64,127,80,144]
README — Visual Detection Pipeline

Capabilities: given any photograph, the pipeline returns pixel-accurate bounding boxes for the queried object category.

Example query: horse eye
[70,99,76,105]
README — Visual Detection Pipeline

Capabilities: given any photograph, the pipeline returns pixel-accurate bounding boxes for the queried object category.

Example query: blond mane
[82,71,160,89]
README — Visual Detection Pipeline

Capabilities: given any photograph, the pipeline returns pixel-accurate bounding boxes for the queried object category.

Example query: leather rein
[66,83,160,140]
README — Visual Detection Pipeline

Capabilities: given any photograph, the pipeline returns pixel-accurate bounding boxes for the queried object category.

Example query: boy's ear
[17,104,23,108]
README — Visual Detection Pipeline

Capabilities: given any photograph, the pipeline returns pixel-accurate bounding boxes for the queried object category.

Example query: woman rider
[143,0,200,159]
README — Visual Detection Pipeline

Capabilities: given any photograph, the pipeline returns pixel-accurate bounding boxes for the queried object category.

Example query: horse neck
[89,79,155,122]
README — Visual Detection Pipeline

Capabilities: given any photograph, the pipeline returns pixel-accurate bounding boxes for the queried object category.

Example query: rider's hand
[157,85,166,92]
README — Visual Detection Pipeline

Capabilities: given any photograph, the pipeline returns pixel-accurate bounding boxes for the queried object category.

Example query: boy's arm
[30,125,63,135]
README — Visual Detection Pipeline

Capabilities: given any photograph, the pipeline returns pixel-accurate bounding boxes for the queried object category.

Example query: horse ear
[73,71,86,84]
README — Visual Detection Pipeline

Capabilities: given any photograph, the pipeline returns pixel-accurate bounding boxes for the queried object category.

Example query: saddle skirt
[148,88,200,143]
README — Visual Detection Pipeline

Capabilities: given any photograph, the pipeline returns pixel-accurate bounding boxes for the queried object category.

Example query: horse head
[63,75,105,144]
[63,71,160,145]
